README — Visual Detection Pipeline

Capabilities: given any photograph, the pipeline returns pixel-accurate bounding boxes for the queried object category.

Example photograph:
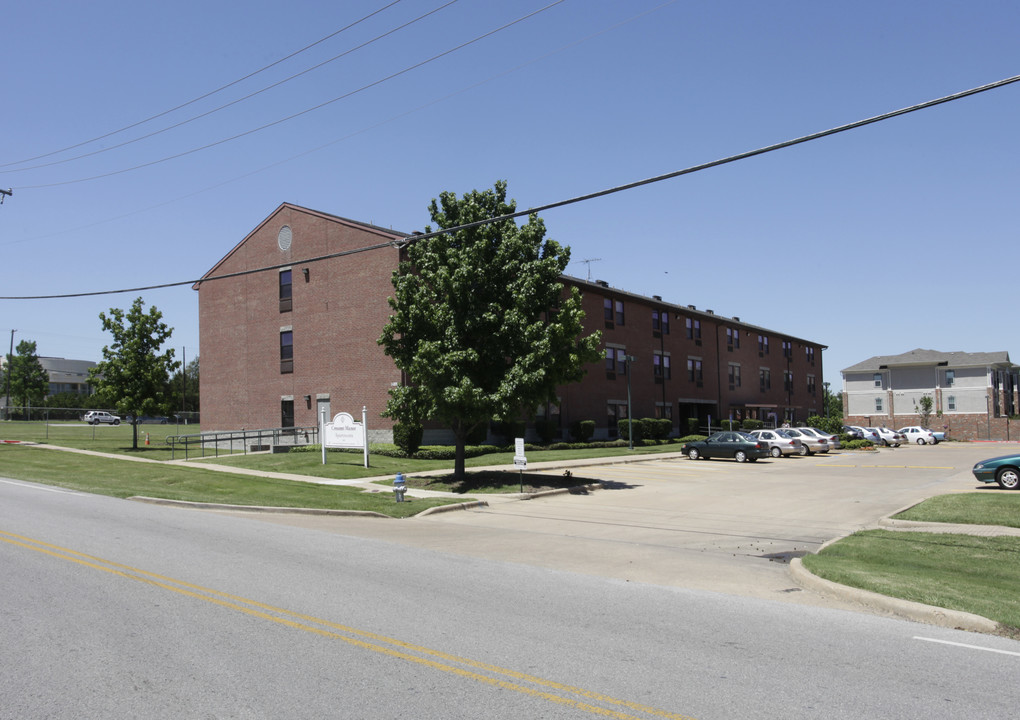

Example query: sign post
[513,437,527,493]
[322,409,369,468]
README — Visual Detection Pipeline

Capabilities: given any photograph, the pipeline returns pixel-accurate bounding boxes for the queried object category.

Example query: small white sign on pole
[322,409,369,468]
[513,437,527,469]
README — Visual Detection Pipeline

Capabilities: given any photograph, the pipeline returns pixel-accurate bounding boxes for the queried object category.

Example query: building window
[605,347,627,377]
[652,310,669,335]
[782,340,792,359]
[784,370,794,393]
[874,373,883,388]
[759,368,771,392]
[603,298,613,328]
[615,300,625,326]
[653,353,671,380]
[687,358,703,385]
[807,374,816,395]
[728,363,741,390]
[280,330,294,374]
[727,327,740,350]
[945,370,955,387]
[875,397,883,412]
[948,395,956,411]
[758,335,769,355]
[686,318,702,342]
[281,399,294,428]
[279,269,293,313]
[806,346,815,364]
[655,404,672,420]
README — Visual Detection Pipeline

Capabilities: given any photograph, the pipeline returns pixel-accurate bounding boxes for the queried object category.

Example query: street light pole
[4,329,15,420]
[626,355,636,450]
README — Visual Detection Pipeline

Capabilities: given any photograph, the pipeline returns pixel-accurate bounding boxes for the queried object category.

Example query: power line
[12,1,566,190]
[0,0,411,171]
[1,0,459,176]
[2,71,1018,301]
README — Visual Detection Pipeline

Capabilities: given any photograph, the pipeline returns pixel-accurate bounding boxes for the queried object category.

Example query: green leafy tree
[89,297,179,449]
[379,181,602,481]
[167,355,200,414]
[915,394,934,428]
[2,340,49,410]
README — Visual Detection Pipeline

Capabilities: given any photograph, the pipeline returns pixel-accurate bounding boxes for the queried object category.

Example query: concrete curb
[789,558,1000,634]
[127,495,491,518]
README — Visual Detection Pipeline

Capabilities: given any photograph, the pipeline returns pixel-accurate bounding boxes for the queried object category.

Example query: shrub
[646,418,671,441]
[841,438,875,450]
[533,419,559,444]
[392,422,423,455]
[686,417,699,435]
[570,420,595,443]
[619,419,644,443]
[806,414,843,435]
[678,434,708,444]
[741,418,764,431]
[721,419,741,431]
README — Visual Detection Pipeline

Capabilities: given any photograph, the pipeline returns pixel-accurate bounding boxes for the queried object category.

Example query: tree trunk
[454,436,466,483]
[132,420,138,450]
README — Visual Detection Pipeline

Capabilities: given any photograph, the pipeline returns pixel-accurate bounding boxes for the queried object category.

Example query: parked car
[747,429,803,458]
[682,432,768,462]
[779,427,829,455]
[802,427,842,450]
[897,426,938,445]
[849,426,881,444]
[972,454,1020,489]
[84,411,121,425]
[870,427,904,447]
[842,425,863,439]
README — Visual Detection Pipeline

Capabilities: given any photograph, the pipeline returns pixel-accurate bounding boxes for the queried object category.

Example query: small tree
[2,340,49,412]
[916,394,934,428]
[89,297,179,450]
[379,182,603,482]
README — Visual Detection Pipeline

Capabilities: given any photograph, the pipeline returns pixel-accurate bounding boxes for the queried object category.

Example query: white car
[780,427,829,455]
[747,429,803,458]
[897,426,938,444]
[849,426,881,444]
[84,411,121,425]
[869,427,904,447]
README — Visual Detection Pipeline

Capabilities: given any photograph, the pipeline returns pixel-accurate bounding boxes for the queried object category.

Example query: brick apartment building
[195,203,827,440]
[842,349,1020,441]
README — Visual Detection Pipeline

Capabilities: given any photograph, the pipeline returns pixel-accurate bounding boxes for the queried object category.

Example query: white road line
[914,636,1020,657]
[0,478,77,494]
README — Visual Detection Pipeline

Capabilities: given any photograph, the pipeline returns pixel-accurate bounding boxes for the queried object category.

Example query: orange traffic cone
[145,433,150,446]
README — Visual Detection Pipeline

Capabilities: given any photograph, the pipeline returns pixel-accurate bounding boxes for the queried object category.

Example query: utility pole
[4,329,15,420]
[0,189,11,205]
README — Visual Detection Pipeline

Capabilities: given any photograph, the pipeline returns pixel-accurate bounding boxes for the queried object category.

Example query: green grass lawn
[893,492,1020,528]
[0,420,192,460]
[0,444,460,518]
[802,529,1020,633]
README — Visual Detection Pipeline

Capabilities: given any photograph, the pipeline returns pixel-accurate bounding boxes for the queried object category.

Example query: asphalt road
[2,442,1019,719]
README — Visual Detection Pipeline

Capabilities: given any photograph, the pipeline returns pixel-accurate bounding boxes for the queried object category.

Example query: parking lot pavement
[238,443,1016,610]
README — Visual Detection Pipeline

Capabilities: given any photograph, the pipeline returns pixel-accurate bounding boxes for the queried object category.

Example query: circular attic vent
[278,225,293,251]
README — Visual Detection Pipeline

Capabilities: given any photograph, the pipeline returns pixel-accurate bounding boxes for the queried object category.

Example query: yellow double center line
[0,529,695,720]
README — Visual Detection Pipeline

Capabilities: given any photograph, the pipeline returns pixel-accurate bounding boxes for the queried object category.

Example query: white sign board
[323,412,365,449]
[513,437,527,469]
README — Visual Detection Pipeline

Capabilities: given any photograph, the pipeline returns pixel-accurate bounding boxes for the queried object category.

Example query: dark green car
[972,454,1020,489]
[681,431,768,463]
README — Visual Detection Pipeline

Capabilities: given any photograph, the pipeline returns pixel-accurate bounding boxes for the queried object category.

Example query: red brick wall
[198,205,402,432]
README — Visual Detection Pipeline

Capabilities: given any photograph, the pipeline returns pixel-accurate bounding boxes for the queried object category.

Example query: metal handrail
[167,425,319,460]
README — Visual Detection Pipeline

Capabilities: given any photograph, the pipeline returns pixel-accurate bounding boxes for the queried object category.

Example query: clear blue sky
[2,0,1018,391]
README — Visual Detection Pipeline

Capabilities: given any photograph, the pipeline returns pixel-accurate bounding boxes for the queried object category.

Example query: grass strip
[893,492,1020,528]
[802,529,1020,631]
[0,445,460,518]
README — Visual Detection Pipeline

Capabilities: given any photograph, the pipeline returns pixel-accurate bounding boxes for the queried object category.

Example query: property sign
[321,407,369,468]
[323,412,365,448]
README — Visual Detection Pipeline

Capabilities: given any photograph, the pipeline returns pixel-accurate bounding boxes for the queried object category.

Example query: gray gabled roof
[842,348,1013,373]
